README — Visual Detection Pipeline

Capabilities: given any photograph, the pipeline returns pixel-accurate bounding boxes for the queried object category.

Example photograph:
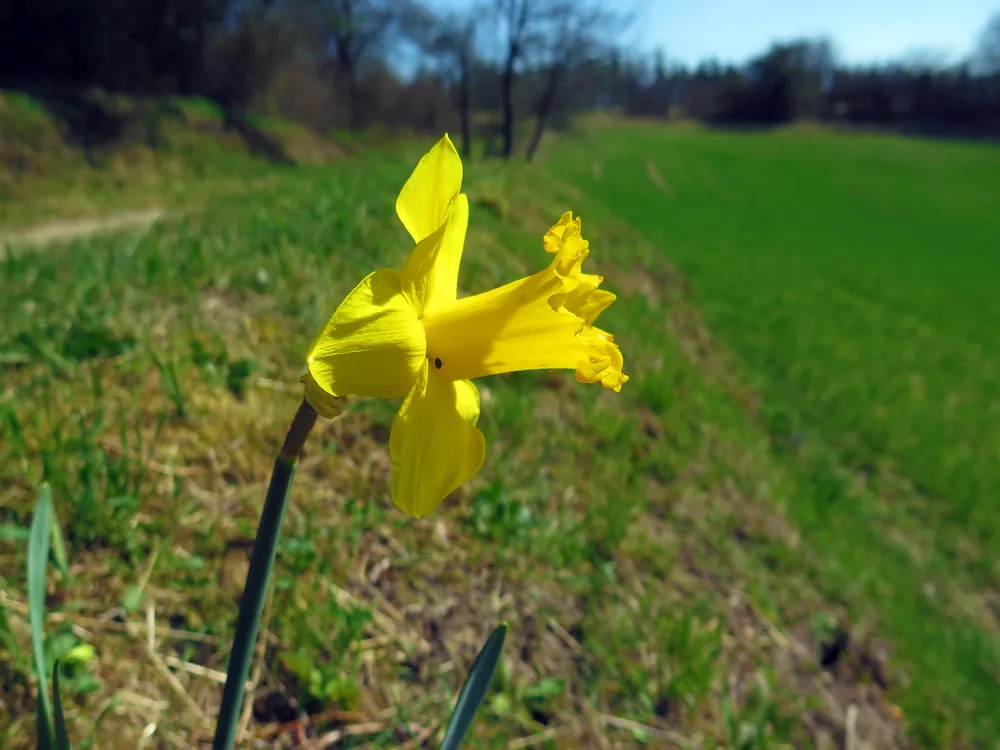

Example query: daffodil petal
[421,211,627,390]
[401,193,468,316]
[389,364,485,518]
[395,134,463,244]
[307,269,426,399]
[564,274,616,324]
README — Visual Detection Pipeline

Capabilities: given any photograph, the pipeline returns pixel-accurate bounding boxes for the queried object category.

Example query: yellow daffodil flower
[305,134,627,518]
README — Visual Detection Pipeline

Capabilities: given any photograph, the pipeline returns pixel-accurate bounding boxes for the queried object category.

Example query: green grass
[0,90,344,230]
[547,120,1000,746]
[4,91,47,115]
[0,121,995,748]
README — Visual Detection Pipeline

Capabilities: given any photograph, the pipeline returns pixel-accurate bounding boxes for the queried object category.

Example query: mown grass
[547,120,1000,746]
[0,121,983,748]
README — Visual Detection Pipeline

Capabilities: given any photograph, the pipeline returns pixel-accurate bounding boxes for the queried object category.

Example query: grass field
[546,122,1000,745]
[1,115,998,748]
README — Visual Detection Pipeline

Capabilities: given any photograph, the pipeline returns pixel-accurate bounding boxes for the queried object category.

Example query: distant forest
[2,0,999,159]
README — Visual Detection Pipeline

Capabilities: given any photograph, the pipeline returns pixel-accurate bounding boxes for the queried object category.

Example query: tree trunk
[347,78,363,130]
[526,65,562,161]
[459,53,472,158]
[500,0,531,159]
[525,107,547,162]
[334,26,362,130]
[500,46,517,158]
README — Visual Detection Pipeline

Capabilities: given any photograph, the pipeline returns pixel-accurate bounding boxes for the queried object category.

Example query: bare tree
[492,0,628,160]
[315,0,399,128]
[524,1,623,161]
[496,0,533,158]
[207,2,300,129]
[415,8,477,157]
[456,21,474,157]
[974,12,1000,75]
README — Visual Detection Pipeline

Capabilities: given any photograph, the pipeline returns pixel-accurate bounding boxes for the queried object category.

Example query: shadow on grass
[3,86,295,167]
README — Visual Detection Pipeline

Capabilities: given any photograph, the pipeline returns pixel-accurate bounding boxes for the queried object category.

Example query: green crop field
[1,111,998,748]
[547,121,1000,745]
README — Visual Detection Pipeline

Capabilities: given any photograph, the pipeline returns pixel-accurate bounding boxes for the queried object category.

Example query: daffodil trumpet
[305,134,627,517]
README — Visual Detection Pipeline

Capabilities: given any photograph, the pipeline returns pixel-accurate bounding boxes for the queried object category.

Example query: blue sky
[427,0,998,67]
[636,0,998,66]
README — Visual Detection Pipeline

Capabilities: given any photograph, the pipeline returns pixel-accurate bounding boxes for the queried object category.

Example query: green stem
[212,401,317,750]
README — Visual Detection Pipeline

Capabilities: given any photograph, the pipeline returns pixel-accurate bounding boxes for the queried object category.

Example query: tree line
[616,28,1000,137]
[1,0,998,160]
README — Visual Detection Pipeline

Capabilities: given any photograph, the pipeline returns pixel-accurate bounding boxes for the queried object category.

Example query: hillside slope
[0,90,343,230]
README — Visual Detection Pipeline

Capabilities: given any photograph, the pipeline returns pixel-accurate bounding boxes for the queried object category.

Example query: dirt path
[0,208,167,255]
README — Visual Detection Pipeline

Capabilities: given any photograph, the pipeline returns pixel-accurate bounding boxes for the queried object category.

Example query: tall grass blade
[0,599,20,660]
[438,622,508,750]
[52,661,72,750]
[29,484,54,748]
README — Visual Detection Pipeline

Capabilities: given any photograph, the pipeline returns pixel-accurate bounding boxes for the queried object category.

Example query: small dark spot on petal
[434,357,442,369]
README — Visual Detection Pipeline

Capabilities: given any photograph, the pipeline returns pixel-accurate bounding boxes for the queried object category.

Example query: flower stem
[212,400,317,750]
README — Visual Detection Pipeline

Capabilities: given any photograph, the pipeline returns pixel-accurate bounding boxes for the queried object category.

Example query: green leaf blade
[53,661,72,750]
[439,622,508,750]
[49,506,70,579]
[29,483,54,747]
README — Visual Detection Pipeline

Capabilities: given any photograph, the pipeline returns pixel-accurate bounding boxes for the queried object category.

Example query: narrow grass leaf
[0,524,31,542]
[122,586,143,614]
[439,622,508,750]
[0,600,20,660]
[79,692,123,750]
[29,483,54,747]
[52,661,72,750]
[49,506,70,579]
[21,336,76,376]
